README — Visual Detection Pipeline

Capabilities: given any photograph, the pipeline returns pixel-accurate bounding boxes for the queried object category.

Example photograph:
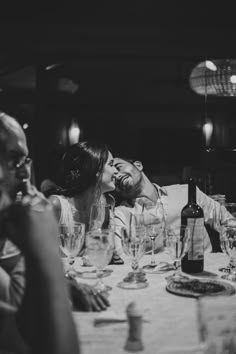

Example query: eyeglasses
[7,156,32,170]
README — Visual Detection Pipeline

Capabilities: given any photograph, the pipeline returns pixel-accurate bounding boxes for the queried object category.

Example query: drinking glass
[165,226,191,281]
[86,202,114,273]
[142,201,166,273]
[86,228,115,292]
[89,202,114,231]
[117,213,148,289]
[198,296,236,354]
[220,223,236,282]
[218,203,236,273]
[59,222,85,277]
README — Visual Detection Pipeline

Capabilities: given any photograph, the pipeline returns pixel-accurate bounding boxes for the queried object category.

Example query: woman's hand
[68,279,110,312]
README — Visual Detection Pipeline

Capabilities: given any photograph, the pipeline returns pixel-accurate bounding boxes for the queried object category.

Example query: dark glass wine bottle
[181,178,204,273]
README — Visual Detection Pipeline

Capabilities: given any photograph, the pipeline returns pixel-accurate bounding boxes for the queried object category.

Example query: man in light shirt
[113,157,230,256]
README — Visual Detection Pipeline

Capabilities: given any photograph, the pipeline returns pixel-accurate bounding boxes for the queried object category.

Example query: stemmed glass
[220,222,236,282]
[89,202,114,231]
[165,226,191,281]
[217,203,236,273]
[80,202,113,268]
[59,222,85,277]
[142,201,166,273]
[117,213,148,289]
[86,228,115,292]
[84,202,114,274]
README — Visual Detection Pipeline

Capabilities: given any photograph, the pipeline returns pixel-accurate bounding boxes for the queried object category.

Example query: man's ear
[133,161,143,171]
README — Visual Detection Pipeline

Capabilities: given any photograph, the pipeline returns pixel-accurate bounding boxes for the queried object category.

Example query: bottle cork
[124,302,143,352]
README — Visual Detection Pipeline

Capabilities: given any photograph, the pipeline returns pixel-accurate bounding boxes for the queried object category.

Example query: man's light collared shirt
[114,184,230,255]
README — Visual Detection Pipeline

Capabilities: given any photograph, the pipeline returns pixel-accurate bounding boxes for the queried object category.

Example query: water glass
[220,223,236,282]
[117,213,148,289]
[165,226,190,281]
[218,203,236,273]
[86,228,115,292]
[59,222,85,277]
[198,296,236,354]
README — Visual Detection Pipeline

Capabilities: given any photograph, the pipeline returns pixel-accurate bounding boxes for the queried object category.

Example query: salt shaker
[124,302,143,352]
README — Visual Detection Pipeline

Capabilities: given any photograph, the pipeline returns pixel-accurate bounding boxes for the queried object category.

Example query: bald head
[0,112,22,130]
[0,112,29,200]
[0,113,26,156]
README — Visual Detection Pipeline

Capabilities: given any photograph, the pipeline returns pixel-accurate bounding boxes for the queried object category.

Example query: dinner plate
[166,278,236,298]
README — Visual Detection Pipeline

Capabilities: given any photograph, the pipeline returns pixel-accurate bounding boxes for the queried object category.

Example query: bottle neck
[188,179,196,204]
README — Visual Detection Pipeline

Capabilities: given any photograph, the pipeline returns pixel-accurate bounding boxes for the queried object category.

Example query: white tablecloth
[68,252,236,354]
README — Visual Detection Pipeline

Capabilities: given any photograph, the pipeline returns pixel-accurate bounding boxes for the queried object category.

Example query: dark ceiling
[1,2,236,81]
[1,1,236,195]
[0,2,236,118]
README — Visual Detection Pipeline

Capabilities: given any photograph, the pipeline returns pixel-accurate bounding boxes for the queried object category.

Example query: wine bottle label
[187,218,204,261]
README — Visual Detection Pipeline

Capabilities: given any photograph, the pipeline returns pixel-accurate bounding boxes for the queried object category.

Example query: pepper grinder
[124,302,143,352]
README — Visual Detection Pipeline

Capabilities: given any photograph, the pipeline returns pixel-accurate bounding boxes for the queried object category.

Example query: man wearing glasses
[0,112,109,311]
[0,113,32,308]
[0,118,80,353]
[0,112,32,199]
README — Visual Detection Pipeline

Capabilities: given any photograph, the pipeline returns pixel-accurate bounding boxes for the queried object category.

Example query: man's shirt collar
[136,184,167,208]
[153,183,168,197]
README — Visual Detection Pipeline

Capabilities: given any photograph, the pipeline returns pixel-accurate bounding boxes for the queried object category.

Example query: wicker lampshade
[190,59,236,96]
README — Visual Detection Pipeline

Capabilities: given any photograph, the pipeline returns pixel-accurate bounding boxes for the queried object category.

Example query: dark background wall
[1,2,236,200]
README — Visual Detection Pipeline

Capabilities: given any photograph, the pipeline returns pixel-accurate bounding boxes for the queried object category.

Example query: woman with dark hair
[49,141,118,228]
[48,141,123,265]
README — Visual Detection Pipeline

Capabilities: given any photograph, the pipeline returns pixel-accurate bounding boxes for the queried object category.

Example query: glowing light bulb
[68,122,80,144]
[23,123,29,130]
[205,61,217,71]
[230,75,236,84]
[203,122,213,146]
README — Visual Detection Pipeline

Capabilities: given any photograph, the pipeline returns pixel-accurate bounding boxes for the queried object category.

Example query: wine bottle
[181,178,204,273]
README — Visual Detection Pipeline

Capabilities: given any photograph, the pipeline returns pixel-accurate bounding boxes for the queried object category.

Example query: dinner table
[66,251,236,354]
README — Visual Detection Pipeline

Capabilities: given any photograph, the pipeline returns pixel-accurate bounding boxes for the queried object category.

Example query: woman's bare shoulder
[48,195,61,212]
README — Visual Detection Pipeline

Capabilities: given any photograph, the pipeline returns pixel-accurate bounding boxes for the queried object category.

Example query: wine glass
[142,201,166,273]
[165,226,191,281]
[220,222,236,282]
[59,222,85,277]
[86,228,115,292]
[117,213,148,289]
[218,203,236,273]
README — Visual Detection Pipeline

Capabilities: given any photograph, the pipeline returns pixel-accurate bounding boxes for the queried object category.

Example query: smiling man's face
[113,158,143,198]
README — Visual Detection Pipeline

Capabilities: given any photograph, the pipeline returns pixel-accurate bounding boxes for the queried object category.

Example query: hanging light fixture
[68,120,80,145]
[190,59,236,96]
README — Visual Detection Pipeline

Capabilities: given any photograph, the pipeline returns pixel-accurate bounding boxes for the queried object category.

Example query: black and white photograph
[1,2,236,353]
